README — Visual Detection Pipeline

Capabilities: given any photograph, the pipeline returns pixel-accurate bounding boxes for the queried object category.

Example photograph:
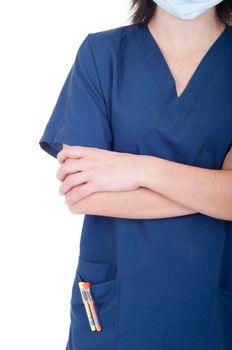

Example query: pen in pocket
[78,282,96,331]
[84,282,102,332]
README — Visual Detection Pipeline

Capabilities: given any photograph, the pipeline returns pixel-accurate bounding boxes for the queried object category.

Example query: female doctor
[39,1,232,349]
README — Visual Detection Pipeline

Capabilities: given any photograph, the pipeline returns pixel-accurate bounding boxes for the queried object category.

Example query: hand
[56,146,142,206]
[222,146,232,170]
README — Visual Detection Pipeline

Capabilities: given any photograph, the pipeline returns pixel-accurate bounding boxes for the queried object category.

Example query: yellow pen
[78,282,96,331]
[84,282,102,332]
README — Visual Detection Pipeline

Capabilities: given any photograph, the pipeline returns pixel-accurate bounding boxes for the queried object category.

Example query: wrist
[136,154,164,190]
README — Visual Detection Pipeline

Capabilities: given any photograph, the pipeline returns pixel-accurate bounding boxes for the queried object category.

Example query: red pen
[84,282,102,332]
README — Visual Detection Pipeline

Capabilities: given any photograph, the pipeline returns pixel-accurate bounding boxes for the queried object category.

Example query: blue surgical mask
[152,0,224,20]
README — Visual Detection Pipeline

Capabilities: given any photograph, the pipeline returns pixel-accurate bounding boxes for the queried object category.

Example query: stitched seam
[180,39,232,128]
[132,26,232,131]
[203,288,215,350]
[115,279,121,350]
[132,27,180,131]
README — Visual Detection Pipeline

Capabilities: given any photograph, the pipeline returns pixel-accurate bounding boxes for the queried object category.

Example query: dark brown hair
[129,0,232,25]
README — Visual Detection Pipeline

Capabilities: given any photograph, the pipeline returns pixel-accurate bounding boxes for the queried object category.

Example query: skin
[56,144,232,220]
[55,6,232,221]
[147,4,226,98]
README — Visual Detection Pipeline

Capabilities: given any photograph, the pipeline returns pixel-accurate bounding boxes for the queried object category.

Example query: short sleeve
[38,34,113,159]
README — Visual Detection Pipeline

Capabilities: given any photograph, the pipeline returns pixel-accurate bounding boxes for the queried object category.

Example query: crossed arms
[56,144,232,221]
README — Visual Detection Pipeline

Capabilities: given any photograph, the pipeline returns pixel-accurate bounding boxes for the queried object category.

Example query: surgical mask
[152,0,224,20]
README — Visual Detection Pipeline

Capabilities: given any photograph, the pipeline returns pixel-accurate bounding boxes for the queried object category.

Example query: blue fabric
[39,23,232,350]
[39,34,113,157]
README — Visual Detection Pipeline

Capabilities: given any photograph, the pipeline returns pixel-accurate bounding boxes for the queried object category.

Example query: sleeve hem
[39,135,112,159]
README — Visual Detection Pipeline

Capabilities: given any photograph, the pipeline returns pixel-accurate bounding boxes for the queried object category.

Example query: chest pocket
[66,256,120,350]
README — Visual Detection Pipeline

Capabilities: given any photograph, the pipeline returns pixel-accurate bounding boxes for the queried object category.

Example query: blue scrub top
[39,23,232,350]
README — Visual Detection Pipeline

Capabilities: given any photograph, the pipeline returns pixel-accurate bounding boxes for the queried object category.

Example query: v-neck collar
[133,22,232,129]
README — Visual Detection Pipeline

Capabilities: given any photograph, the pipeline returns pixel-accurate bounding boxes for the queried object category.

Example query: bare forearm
[139,155,232,221]
[60,144,232,220]
[68,187,197,219]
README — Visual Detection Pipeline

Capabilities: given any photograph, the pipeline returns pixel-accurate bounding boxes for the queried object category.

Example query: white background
[0,1,131,349]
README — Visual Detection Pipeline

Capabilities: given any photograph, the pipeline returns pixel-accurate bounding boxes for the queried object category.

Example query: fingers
[56,145,101,205]
[59,172,89,195]
[64,183,94,206]
[57,145,97,164]
[56,158,84,182]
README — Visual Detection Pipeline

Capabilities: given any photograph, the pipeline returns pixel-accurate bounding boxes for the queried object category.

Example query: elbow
[223,214,232,221]
[223,197,232,221]
[224,208,232,221]
[67,202,86,215]
[207,197,232,221]
[64,193,103,216]
[66,192,103,215]
[216,202,232,221]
